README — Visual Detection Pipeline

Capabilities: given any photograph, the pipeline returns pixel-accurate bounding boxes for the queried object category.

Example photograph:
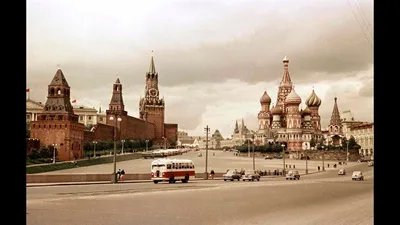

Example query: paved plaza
[27,163,373,225]
[44,150,350,174]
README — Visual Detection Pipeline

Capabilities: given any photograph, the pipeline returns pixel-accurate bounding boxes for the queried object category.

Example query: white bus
[151,158,195,184]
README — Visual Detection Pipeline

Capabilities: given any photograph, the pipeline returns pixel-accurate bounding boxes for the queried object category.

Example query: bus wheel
[153,180,159,184]
[182,174,189,183]
[169,175,175,183]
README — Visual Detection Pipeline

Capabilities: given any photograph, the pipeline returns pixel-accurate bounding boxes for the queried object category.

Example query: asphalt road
[43,150,346,174]
[27,163,373,225]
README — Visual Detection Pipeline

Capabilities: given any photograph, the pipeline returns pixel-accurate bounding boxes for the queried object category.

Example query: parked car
[223,170,241,181]
[368,161,374,167]
[241,170,261,181]
[286,170,300,180]
[274,155,282,159]
[338,169,346,175]
[352,171,364,180]
[265,155,273,160]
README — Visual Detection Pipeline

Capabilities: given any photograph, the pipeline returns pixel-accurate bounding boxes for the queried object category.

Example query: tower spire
[149,53,156,74]
[330,97,341,126]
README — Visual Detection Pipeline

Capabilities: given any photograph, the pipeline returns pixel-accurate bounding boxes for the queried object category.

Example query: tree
[341,137,348,149]
[310,137,316,148]
[348,135,358,149]
[26,122,30,138]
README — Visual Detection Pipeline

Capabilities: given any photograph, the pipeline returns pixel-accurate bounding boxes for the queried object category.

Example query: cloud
[27,0,374,137]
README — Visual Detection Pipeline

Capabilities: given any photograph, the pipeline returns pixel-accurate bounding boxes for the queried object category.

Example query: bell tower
[139,56,165,140]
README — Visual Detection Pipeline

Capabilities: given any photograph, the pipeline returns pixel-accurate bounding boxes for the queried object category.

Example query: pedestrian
[328,164,330,168]
[318,166,320,171]
[120,169,125,182]
[210,170,215,179]
[289,165,291,169]
[293,165,295,169]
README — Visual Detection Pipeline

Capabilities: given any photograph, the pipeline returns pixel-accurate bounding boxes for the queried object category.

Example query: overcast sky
[27,0,373,138]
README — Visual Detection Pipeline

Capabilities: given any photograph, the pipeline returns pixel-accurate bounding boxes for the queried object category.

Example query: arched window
[57,89,61,95]
[50,88,55,95]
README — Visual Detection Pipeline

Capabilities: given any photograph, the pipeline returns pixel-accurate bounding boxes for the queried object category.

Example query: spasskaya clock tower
[139,56,165,140]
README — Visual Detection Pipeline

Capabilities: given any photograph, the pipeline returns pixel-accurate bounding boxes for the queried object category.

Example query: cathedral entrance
[331,135,341,146]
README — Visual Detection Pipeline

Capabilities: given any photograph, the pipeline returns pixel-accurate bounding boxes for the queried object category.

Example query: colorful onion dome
[260,91,271,104]
[271,105,283,115]
[285,88,302,105]
[305,90,322,107]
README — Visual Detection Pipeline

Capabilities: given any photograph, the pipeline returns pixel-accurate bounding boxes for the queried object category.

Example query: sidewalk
[26,174,299,187]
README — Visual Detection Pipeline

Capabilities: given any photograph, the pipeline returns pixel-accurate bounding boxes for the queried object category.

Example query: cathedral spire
[330,97,342,126]
[280,55,292,85]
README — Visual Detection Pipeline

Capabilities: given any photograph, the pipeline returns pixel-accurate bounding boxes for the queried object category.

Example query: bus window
[167,164,171,169]
[172,163,175,169]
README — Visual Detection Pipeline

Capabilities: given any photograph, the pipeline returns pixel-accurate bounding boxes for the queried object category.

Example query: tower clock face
[149,88,157,97]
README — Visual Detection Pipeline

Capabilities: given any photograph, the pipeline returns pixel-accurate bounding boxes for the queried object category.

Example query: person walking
[210,169,215,179]
[120,169,125,182]
[117,169,121,180]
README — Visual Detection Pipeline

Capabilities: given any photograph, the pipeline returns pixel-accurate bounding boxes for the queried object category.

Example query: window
[167,164,171,169]
[88,116,92,120]
[99,117,103,121]
[26,115,31,119]
[80,116,83,121]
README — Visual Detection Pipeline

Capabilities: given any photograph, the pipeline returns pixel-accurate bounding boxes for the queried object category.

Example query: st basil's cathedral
[255,56,323,152]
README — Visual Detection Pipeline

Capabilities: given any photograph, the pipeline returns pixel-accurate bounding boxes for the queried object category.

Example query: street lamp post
[162,137,167,150]
[121,140,125,154]
[281,144,285,176]
[252,135,255,170]
[305,143,308,174]
[346,140,349,162]
[109,113,122,183]
[93,141,97,158]
[145,140,149,152]
[204,125,210,179]
[247,139,250,157]
[322,145,325,171]
[52,144,57,164]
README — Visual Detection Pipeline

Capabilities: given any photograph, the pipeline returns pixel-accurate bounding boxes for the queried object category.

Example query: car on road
[274,155,282,159]
[286,170,300,180]
[338,169,346,175]
[368,161,374,167]
[241,170,260,181]
[223,170,241,181]
[264,155,273,160]
[352,171,364,181]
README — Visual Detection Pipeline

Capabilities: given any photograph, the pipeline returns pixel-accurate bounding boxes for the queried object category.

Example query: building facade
[28,56,179,160]
[30,68,85,161]
[255,56,323,152]
[27,100,107,127]
[349,122,374,157]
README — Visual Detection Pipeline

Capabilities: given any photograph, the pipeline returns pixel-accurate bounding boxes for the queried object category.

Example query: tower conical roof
[330,97,342,126]
[50,68,70,87]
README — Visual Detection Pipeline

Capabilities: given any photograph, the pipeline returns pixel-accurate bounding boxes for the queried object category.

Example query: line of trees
[83,139,153,152]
